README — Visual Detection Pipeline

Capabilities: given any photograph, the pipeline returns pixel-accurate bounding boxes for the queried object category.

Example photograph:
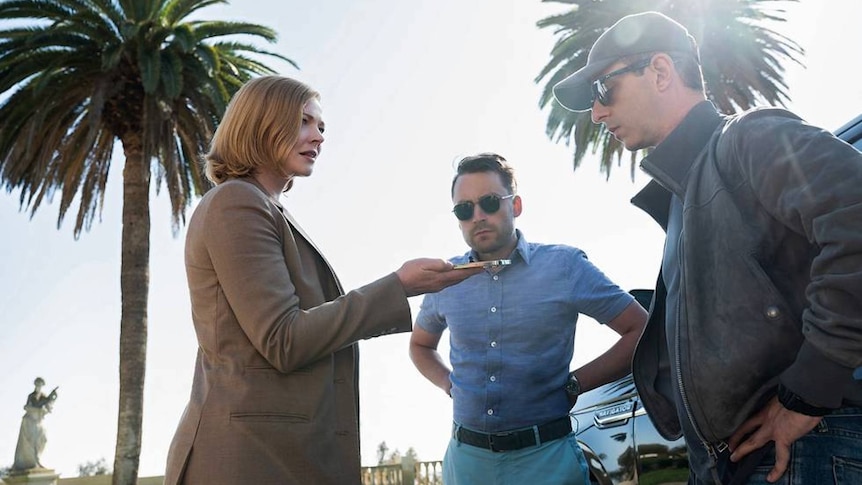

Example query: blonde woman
[165,76,479,485]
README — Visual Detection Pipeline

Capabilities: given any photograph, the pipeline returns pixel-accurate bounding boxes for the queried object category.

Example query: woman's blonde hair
[206,76,320,185]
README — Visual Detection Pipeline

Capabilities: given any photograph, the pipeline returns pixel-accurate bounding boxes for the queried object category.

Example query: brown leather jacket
[631,102,862,447]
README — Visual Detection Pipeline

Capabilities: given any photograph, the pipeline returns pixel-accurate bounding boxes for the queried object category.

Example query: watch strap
[777,383,831,417]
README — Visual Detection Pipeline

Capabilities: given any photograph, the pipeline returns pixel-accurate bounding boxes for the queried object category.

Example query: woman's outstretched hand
[396,258,483,297]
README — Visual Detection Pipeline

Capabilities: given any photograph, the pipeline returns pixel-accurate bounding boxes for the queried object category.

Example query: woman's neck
[252,168,290,200]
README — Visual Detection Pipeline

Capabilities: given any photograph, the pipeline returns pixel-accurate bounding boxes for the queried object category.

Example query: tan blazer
[164,177,412,485]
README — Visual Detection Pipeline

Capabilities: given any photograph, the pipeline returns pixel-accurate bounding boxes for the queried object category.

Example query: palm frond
[0,0,75,21]
[163,0,225,25]
[191,20,279,42]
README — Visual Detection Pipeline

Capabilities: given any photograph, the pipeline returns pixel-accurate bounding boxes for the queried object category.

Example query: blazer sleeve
[201,181,412,373]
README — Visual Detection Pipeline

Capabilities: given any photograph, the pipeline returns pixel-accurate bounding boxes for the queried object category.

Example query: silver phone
[452,259,512,270]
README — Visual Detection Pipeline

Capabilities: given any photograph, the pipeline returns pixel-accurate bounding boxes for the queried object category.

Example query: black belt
[453,416,572,452]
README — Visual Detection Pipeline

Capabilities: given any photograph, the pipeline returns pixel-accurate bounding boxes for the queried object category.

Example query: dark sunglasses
[591,57,653,107]
[453,194,515,221]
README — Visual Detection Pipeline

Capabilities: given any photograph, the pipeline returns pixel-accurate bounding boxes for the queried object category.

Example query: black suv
[571,114,862,485]
[571,290,688,485]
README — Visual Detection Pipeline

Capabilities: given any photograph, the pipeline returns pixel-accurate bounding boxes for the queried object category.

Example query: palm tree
[0,1,293,483]
[536,0,804,178]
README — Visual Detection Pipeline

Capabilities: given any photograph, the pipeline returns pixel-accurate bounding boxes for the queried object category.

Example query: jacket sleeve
[202,182,413,373]
[726,111,862,408]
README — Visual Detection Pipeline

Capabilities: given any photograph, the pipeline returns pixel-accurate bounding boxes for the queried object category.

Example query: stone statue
[12,377,58,471]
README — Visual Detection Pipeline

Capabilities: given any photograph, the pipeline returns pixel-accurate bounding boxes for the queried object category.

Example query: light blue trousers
[442,430,589,485]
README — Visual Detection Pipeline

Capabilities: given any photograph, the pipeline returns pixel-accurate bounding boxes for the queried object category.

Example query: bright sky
[2,0,862,478]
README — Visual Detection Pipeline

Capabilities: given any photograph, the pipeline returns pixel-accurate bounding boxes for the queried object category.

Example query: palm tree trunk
[112,134,150,485]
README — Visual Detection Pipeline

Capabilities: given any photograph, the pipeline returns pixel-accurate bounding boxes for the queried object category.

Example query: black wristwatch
[565,372,582,397]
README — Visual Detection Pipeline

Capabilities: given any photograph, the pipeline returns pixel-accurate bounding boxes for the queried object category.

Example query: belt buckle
[487,431,514,452]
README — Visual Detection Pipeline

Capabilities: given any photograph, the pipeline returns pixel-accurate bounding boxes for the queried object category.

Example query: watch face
[566,374,581,395]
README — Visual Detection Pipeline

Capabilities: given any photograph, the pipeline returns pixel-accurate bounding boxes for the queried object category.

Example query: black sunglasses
[453,194,515,221]
[591,57,653,107]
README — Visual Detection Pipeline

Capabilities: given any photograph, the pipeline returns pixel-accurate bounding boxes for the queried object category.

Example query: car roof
[835,113,862,149]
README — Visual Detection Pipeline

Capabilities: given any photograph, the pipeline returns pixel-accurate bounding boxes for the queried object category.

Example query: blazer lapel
[242,176,346,294]
[278,204,346,295]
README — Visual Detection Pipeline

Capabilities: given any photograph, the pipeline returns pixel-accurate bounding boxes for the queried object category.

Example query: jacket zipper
[639,160,715,455]
[674,204,727,474]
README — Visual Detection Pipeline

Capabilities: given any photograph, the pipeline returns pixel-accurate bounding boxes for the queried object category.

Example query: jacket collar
[244,175,285,209]
[631,101,724,230]
[641,101,724,196]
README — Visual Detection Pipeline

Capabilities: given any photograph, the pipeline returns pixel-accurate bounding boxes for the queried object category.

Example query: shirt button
[490,307,497,313]
[493,275,499,281]
[487,409,494,415]
[490,341,497,348]
[765,306,780,319]
[489,375,496,382]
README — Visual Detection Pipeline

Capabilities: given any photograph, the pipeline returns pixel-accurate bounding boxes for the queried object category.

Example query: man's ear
[651,53,676,92]
[513,195,523,218]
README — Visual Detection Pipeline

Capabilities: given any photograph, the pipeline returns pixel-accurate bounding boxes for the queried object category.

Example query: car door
[571,289,688,485]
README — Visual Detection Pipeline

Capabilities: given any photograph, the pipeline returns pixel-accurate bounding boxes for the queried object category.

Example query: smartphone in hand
[452,259,511,270]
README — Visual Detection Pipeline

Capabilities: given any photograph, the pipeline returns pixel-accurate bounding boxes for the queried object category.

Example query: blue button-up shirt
[416,231,633,432]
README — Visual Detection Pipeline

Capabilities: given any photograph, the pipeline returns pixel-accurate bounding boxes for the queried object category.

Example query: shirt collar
[467,229,532,265]
[513,229,532,265]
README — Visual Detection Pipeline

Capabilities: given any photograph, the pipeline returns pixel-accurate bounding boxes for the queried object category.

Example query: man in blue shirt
[410,153,648,485]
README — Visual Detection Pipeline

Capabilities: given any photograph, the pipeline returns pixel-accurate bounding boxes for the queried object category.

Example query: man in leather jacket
[552,11,862,485]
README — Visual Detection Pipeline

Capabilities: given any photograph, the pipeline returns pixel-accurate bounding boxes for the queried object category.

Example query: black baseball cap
[553,11,699,112]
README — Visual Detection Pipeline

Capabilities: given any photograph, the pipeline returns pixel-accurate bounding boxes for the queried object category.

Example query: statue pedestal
[3,469,59,485]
